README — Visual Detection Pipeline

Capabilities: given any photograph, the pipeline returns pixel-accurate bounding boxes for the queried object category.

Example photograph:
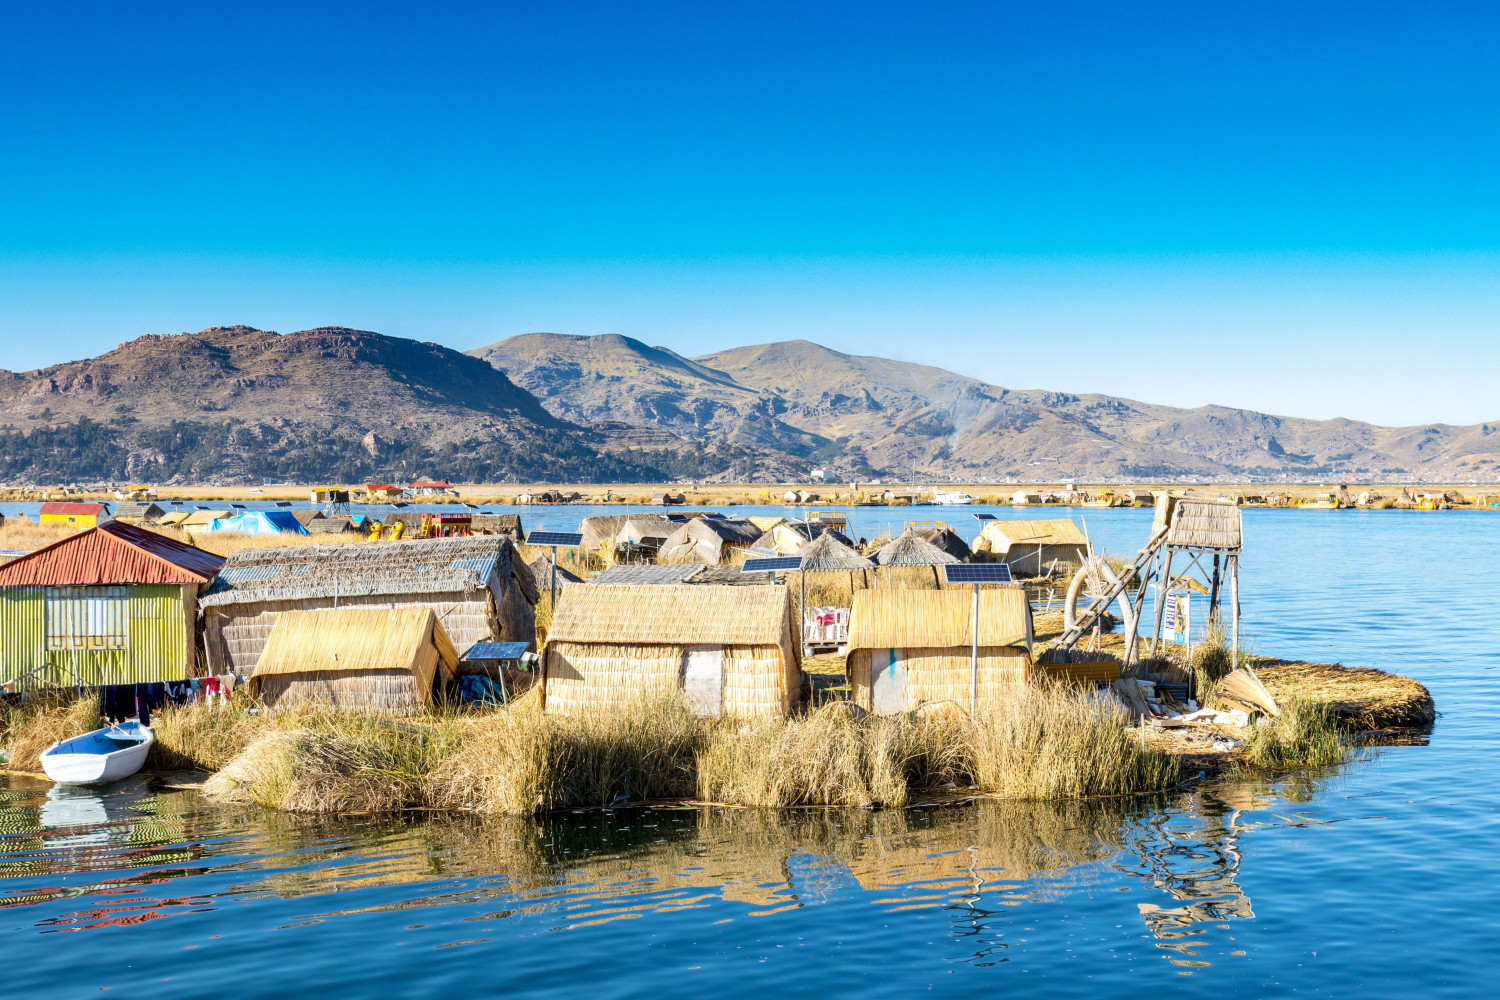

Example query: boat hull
[40,723,153,785]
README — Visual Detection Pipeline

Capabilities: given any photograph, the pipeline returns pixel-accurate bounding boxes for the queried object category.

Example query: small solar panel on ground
[741,556,803,573]
[943,563,1013,584]
[461,641,532,661]
[527,530,584,547]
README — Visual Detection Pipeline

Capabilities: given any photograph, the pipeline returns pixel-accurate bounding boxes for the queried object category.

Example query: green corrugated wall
[0,584,187,689]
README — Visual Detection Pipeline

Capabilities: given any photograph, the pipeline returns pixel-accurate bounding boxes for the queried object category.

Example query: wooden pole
[1148,550,1174,660]
[1230,554,1240,667]
[1208,553,1222,625]
[970,582,979,717]
[550,546,558,612]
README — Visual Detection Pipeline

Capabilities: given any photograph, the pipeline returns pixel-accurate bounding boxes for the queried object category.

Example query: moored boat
[39,721,154,785]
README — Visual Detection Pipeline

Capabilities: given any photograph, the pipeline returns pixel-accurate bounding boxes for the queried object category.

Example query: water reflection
[0,771,1379,975]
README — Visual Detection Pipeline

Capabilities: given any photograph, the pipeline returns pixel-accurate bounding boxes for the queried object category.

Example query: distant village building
[38,502,111,529]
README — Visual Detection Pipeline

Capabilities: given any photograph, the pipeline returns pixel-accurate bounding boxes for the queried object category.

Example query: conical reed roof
[798,531,875,572]
[874,528,961,567]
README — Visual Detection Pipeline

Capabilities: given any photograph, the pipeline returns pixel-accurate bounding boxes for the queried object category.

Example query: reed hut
[845,588,1033,714]
[529,555,582,586]
[199,535,539,674]
[472,512,523,538]
[181,510,232,535]
[767,519,854,555]
[113,501,165,523]
[541,584,803,718]
[290,509,325,529]
[873,528,960,587]
[0,521,224,690]
[658,517,763,564]
[913,525,972,562]
[579,514,632,551]
[248,607,459,716]
[972,518,1088,578]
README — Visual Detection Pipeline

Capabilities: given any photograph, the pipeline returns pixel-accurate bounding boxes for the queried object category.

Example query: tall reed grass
[1239,699,1348,769]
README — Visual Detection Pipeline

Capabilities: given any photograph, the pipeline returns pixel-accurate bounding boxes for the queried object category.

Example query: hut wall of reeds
[541,584,802,718]
[972,519,1089,577]
[248,607,458,716]
[844,588,1033,714]
[199,536,538,674]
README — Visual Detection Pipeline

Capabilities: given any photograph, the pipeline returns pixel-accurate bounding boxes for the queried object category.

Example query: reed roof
[1166,500,1242,551]
[915,526,973,562]
[529,555,583,585]
[797,531,874,572]
[114,502,164,521]
[547,583,792,646]
[847,587,1032,651]
[591,564,704,585]
[200,535,537,608]
[249,606,458,691]
[977,518,1088,548]
[874,528,961,567]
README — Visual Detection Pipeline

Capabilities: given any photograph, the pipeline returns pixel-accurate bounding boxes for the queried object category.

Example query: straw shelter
[972,518,1089,578]
[767,519,854,555]
[290,509,325,528]
[181,510,232,535]
[845,588,1034,714]
[872,528,959,587]
[0,521,224,690]
[529,554,582,586]
[472,512,523,538]
[1162,499,1243,552]
[542,584,803,718]
[307,515,355,534]
[579,514,633,551]
[658,517,763,564]
[199,535,538,674]
[914,525,972,562]
[248,607,459,716]
[113,501,164,523]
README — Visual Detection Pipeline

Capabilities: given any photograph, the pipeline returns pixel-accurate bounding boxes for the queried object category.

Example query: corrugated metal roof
[591,564,704,585]
[39,502,109,516]
[0,520,224,586]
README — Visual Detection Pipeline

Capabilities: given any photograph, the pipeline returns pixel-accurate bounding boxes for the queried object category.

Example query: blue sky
[1,1,1497,425]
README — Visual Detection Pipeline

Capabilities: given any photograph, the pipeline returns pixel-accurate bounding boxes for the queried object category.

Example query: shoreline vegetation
[1,649,1434,816]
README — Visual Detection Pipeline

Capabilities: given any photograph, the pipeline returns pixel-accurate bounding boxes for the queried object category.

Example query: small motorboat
[40,720,154,785]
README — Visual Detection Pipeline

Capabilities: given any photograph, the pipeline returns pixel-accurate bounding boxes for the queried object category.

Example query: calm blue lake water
[2,505,1496,998]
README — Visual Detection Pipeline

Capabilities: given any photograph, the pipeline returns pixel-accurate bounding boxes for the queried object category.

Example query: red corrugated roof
[366,483,400,491]
[39,502,109,516]
[0,520,225,586]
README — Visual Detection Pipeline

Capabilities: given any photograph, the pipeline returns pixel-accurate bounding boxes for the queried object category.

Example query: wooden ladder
[1055,530,1166,650]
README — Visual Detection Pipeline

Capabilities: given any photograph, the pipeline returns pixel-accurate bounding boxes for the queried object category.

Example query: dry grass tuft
[1239,699,1349,770]
[1,693,103,771]
[147,704,271,771]
[0,517,81,554]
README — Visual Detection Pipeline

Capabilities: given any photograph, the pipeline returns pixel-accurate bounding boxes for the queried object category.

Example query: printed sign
[1163,592,1190,645]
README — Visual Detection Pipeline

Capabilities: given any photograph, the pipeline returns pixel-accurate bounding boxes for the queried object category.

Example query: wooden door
[681,645,724,718]
[871,648,905,714]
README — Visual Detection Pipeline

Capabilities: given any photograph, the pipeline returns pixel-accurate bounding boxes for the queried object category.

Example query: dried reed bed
[0,517,81,554]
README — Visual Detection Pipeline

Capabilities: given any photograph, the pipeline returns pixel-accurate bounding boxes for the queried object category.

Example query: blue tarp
[204,511,309,536]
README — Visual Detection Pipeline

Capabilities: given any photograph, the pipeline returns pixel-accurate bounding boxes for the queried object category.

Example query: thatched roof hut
[113,501,164,523]
[797,531,874,573]
[248,607,459,716]
[290,509,324,528]
[914,526,972,562]
[542,584,803,718]
[845,588,1034,714]
[472,512,523,538]
[529,555,583,586]
[579,514,633,551]
[180,510,231,534]
[972,518,1088,578]
[307,515,355,534]
[200,536,538,674]
[874,528,961,567]
[658,518,763,565]
[767,520,854,555]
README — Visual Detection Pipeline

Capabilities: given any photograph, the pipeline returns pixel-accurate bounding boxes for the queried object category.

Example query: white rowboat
[39,721,154,785]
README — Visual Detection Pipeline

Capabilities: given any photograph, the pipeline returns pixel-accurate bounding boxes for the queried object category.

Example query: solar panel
[274,501,292,507]
[943,563,1013,585]
[971,513,997,521]
[461,641,532,662]
[741,556,804,573]
[231,504,246,509]
[527,530,584,547]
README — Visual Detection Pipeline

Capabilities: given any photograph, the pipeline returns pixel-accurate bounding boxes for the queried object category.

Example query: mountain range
[0,325,1495,483]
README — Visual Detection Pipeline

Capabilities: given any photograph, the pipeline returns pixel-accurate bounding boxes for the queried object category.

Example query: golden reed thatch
[541,584,802,718]
[845,588,1034,714]
[249,607,459,716]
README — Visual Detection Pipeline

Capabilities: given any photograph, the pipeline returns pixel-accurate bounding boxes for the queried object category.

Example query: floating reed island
[0,496,1436,816]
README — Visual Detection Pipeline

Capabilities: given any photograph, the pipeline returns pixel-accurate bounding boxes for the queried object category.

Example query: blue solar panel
[741,556,803,573]
[943,563,1013,584]
[527,530,584,547]
[462,641,532,661]
[971,513,997,521]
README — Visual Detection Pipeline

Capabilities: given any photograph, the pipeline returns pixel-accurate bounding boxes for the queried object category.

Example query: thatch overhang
[547,583,792,647]
[915,526,973,562]
[200,535,538,609]
[846,587,1032,652]
[874,529,961,567]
